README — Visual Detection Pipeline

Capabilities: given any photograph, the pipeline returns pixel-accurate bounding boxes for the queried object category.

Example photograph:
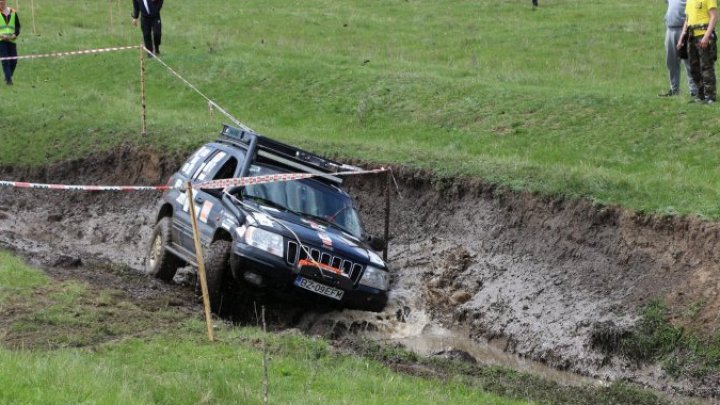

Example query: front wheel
[146,217,182,281]
[203,239,232,314]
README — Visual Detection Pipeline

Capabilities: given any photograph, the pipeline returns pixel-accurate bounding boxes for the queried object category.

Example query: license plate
[294,276,344,301]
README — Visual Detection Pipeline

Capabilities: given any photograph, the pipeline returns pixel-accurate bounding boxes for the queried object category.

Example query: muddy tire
[204,239,232,314]
[146,217,182,281]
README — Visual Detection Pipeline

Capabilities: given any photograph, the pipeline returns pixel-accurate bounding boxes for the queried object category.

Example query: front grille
[287,240,364,283]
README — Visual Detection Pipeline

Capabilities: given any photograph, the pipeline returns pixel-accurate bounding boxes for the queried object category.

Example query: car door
[177,148,240,254]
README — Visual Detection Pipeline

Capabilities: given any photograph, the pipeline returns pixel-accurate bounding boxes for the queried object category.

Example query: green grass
[3,0,720,217]
[1,253,685,404]
[0,329,525,405]
[0,253,526,404]
[597,300,720,379]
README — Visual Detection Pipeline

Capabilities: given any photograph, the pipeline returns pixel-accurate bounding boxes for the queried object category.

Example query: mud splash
[1,150,720,399]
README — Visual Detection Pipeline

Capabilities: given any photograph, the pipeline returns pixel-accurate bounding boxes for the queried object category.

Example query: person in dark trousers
[131,0,163,57]
[678,0,718,104]
[0,0,20,85]
[532,0,538,7]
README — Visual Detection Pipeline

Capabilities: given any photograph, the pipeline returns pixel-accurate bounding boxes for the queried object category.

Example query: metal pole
[383,169,391,262]
[187,182,215,342]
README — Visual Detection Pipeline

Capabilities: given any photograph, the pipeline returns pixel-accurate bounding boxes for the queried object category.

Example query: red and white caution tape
[195,167,388,190]
[0,180,170,191]
[0,45,140,61]
[0,168,388,192]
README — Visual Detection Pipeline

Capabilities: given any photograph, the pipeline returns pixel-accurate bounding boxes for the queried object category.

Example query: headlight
[244,226,284,258]
[359,265,389,291]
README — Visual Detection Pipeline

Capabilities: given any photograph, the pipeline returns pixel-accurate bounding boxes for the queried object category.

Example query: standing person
[0,0,20,86]
[131,0,163,57]
[660,0,698,97]
[678,0,718,104]
[532,0,538,7]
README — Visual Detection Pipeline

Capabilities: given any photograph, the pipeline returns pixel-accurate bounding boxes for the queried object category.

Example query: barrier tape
[0,45,140,61]
[0,168,388,192]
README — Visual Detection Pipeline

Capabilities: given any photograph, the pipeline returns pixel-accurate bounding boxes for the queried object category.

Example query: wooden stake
[140,43,147,136]
[187,182,215,342]
[383,170,391,262]
[262,306,269,405]
[29,0,35,34]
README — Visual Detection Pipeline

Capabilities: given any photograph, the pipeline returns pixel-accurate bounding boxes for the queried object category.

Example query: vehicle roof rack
[218,125,362,184]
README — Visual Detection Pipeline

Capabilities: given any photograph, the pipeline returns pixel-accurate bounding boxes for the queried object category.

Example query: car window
[193,151,228,182]
[180,146,213,177]
[243,164,363,237]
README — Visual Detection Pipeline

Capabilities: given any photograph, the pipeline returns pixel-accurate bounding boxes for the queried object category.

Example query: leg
[665,28,681,94]
[689,38,704,99]
[7,42,17,78]
[152,17,162,54]
[140,16,154,53]
[683,58,698,96]
[699,35,717,101]
[0,42,13,84]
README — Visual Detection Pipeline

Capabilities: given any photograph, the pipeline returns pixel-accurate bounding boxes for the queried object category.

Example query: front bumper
[230,242,388,311]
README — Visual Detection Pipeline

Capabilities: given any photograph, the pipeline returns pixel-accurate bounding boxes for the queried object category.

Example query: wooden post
[187,182,215,342]
[383,170,391,262]
[140,44,147,136]
[29,0,36,34]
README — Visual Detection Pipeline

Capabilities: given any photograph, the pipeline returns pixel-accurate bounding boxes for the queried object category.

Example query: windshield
[241,164,364,238]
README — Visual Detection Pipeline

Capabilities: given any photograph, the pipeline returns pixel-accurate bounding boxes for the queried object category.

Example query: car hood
[244,207,382,266]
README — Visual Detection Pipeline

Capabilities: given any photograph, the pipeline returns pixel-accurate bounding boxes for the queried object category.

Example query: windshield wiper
[300,212,354,236]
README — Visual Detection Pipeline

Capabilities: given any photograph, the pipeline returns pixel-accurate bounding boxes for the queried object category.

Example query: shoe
[704,98,715,105]
[658,89,678,97]
[690,96,704,103]
[5,80,11,86]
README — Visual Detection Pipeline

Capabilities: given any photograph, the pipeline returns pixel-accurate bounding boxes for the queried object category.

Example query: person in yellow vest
[678,0,718,104]
[0,0,19,85]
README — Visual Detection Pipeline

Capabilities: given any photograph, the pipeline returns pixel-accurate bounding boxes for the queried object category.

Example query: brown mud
[1,148,719,400]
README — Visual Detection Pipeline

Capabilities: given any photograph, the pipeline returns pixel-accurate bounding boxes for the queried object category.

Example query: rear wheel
[203,239,232,314]
[146,217,182,281]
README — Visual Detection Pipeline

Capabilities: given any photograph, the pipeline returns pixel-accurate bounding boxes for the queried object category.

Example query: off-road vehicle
[146,125,390,312]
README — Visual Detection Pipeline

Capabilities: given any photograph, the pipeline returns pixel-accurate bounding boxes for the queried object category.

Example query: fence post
[140,44,147,136]
[187,182,215,342]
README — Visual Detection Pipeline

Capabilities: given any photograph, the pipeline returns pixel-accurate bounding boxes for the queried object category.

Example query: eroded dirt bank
[1,148,719,398]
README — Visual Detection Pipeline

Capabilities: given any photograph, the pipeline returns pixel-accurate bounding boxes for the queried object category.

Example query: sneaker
[658,89,678,97]
[690,96,705,103]
[705,98,715,105]
[5,80,11,86]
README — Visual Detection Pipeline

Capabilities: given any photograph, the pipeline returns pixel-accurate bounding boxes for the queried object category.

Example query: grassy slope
[2,0,719,217]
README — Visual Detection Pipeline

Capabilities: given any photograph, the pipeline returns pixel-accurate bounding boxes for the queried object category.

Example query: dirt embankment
[1,148,719,398]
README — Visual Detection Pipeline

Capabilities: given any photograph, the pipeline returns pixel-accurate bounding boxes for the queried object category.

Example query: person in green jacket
[0,0,20,85]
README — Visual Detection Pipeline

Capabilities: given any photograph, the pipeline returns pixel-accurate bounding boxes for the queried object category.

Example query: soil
[1,147,719,400]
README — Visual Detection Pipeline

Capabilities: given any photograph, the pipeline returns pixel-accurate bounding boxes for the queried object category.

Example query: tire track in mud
[1,150,720,398]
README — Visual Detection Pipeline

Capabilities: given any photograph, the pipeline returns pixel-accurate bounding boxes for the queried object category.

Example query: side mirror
[366,235,386,252]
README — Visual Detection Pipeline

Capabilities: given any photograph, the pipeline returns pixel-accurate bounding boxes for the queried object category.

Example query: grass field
[2,0,719,217]
[0,252,677,404]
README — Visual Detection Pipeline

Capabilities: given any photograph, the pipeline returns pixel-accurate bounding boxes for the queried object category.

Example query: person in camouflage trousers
[678,0,718,104]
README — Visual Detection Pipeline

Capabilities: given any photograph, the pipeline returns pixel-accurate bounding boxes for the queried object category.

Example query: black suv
[146,125,390,312]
